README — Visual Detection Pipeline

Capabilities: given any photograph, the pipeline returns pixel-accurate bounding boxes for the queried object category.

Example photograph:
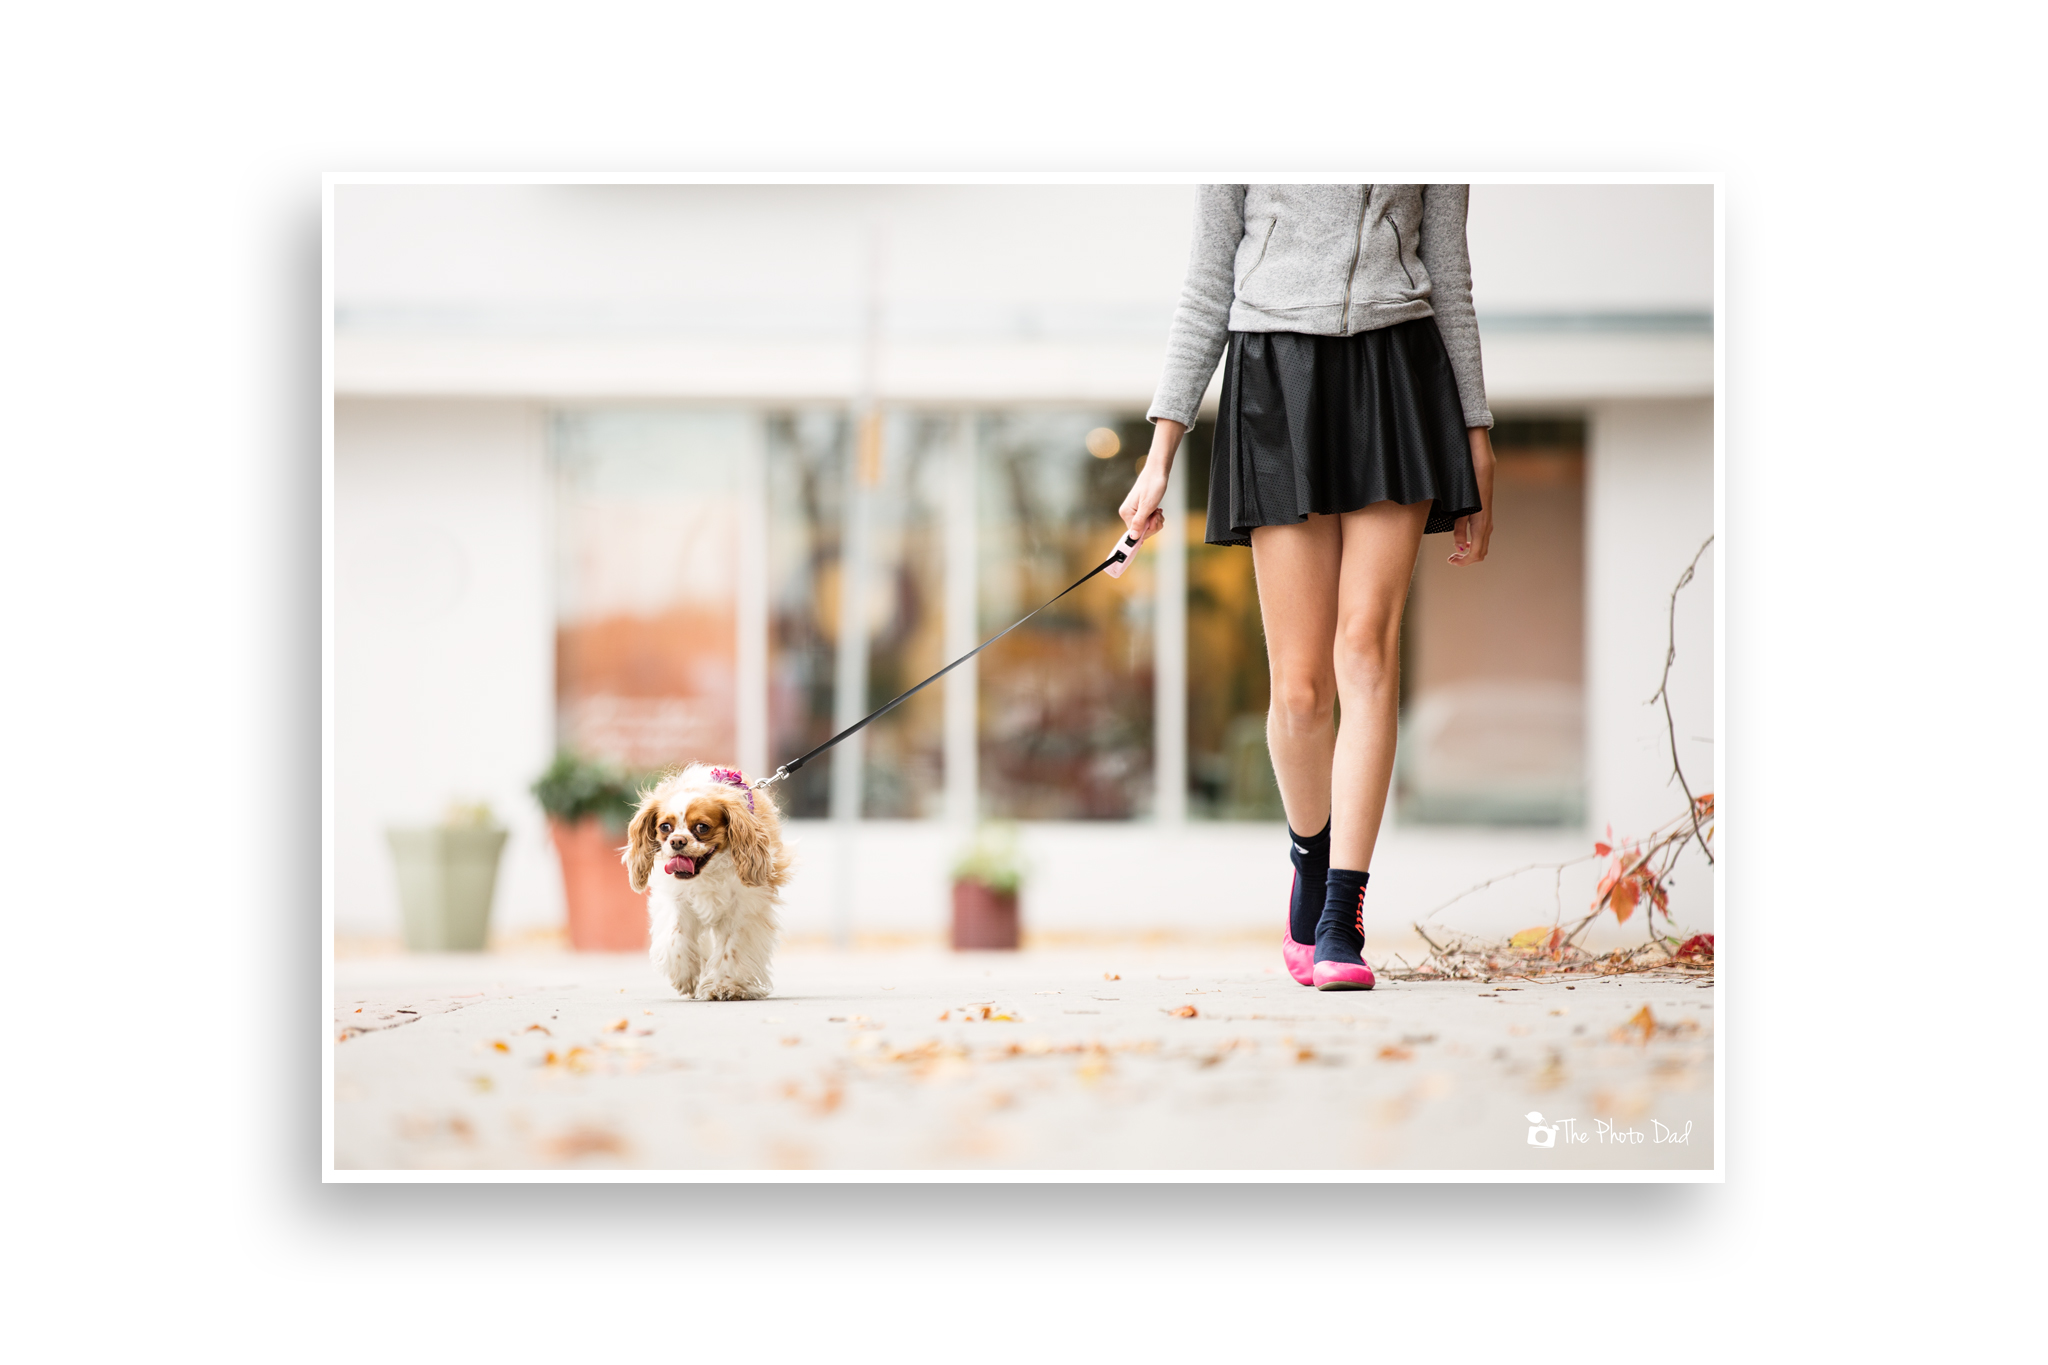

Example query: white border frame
[322,170,1724,1184]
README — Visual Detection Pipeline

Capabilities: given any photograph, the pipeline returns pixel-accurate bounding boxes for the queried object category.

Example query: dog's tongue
[664,856,696,877]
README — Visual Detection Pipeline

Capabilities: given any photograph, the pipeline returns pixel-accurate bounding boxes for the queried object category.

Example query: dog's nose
[669,837,688,851]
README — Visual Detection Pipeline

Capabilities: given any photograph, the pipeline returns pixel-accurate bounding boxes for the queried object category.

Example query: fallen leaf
[490,1040,510,1053]
[1676,933,1715,962]
[1509,926,1552,950]
[605,1019,628,1032]
[1377,1045,1414,1061]
[470,1075,493,1092]
[525,1024,551,1036]
[1612,1005,1657,1045]
[541,1126,627,1159]
[1170,1005,1198,1018]
[937,1010,951,1021]
[643,1010,653,1016]
[780,1036,801,1046]
[354,1008,362,1014]
[1103,973,1120,981]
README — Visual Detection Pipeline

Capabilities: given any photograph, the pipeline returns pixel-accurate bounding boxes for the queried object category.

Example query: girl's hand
[1119,419,1185,547]
[1449,425,1495,566]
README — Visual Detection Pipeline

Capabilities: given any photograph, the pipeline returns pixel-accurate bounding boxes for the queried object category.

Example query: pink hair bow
[709,767,754,812]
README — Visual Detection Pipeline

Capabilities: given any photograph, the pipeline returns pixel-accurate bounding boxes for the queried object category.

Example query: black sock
[1287,818,1332,945]
[1316,868,1370,964]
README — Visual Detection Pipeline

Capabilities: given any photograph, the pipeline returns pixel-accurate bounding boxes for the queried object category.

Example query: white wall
[333,399,560,936]
[1586,398,1717,921]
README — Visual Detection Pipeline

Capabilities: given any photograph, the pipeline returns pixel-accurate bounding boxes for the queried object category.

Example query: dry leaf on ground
[1613,1005,1657,1045]
[541,1126,627,1159]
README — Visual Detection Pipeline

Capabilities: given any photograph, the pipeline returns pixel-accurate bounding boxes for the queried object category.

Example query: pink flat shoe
[1283,871,1316,985]
[1312,959,1376,991]
[1283,933,1316,986]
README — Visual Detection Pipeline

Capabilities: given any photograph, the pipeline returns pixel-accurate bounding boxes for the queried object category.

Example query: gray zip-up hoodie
[1147,184,1492,430]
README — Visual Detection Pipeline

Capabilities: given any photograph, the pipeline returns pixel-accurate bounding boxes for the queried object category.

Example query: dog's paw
[693,977,769,1002]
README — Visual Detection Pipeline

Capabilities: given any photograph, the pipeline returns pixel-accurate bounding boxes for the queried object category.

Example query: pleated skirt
[1206,318,1482,547]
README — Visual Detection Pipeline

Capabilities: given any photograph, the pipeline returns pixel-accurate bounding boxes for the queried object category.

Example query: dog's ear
[622,790,663,894]
[719,788,781,889]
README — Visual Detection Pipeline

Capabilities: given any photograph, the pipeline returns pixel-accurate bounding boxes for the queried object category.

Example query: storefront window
[764,411,847,818]
[976,412,1155,818]
[1398,418,1587,824]
[1179,420,1285,819]
[550,410,745,770]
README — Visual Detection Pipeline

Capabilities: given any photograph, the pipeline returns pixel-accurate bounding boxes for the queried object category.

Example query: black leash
[753,529,1145,794]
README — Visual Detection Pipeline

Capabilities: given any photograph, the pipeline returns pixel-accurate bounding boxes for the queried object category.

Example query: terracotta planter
[549,818,649,952]
[951,879,1020,951]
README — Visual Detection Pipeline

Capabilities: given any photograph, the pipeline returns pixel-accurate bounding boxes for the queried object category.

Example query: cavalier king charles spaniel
[622,765,789,1000]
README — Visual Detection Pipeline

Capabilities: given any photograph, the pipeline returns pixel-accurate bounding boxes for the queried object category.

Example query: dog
[622,764,790,1000]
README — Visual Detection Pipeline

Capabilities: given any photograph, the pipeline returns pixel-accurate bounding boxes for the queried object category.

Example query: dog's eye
[658,823,673,835]
[692,823,708,836]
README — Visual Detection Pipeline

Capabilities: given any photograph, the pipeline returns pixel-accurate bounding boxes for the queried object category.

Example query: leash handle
[1102,528,1146,579]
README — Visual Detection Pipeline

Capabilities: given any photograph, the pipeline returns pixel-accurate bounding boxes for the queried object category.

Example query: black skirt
[1206,318,1482,547]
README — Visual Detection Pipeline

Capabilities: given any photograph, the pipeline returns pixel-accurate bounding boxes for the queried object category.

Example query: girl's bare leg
[1328,501,1429,870]
[1250,515,1343,834]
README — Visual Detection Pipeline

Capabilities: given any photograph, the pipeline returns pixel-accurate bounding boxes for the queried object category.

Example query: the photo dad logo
[1525,1111,1692,1147]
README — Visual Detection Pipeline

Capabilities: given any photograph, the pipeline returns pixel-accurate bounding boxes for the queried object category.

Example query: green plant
[530,753,654,833]
[951,822,1023,895]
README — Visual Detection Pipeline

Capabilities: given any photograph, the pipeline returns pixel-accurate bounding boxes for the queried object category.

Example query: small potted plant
[950,822,1023,951]
[532,753,655,952]
[385,801,509,952]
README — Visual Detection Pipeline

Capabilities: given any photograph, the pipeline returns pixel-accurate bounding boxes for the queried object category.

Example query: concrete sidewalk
[332,942,1715,1173]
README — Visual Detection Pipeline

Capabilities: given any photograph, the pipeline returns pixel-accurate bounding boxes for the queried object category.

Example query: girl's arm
[1120,419,1185,543]
[1420,184,1495,566]
[1146,185,1246,431]
[1127,186,1242,545]
[1417,184,1492,432]
[1449,425,1495,567]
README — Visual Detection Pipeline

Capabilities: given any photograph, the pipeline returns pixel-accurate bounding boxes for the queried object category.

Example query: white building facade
[331,182,1715,946]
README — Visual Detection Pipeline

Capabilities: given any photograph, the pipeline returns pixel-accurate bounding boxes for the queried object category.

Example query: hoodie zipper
[1340,185,1373,332]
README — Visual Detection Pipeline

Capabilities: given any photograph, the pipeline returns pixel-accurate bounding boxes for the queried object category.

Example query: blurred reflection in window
[1398,418,1587,824]
[551,410,744,770]
[765,411,847,818]
[858,413,949,817]
[977,412,1154,819]
[1179,421,1286,819]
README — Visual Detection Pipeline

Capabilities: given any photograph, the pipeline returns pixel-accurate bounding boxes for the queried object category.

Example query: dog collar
[709,767,754,812]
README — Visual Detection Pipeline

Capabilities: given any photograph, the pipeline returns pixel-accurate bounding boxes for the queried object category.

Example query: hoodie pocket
[1236,217,1277,294]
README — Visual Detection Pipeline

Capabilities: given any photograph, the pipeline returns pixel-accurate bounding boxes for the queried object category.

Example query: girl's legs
[1252,501,1429,982]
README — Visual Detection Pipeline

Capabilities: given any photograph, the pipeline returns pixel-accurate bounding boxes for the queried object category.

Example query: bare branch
[1649,536,1715,863]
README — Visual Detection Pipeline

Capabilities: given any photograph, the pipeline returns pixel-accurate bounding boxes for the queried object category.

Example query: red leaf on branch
[1594,842,1612,857]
